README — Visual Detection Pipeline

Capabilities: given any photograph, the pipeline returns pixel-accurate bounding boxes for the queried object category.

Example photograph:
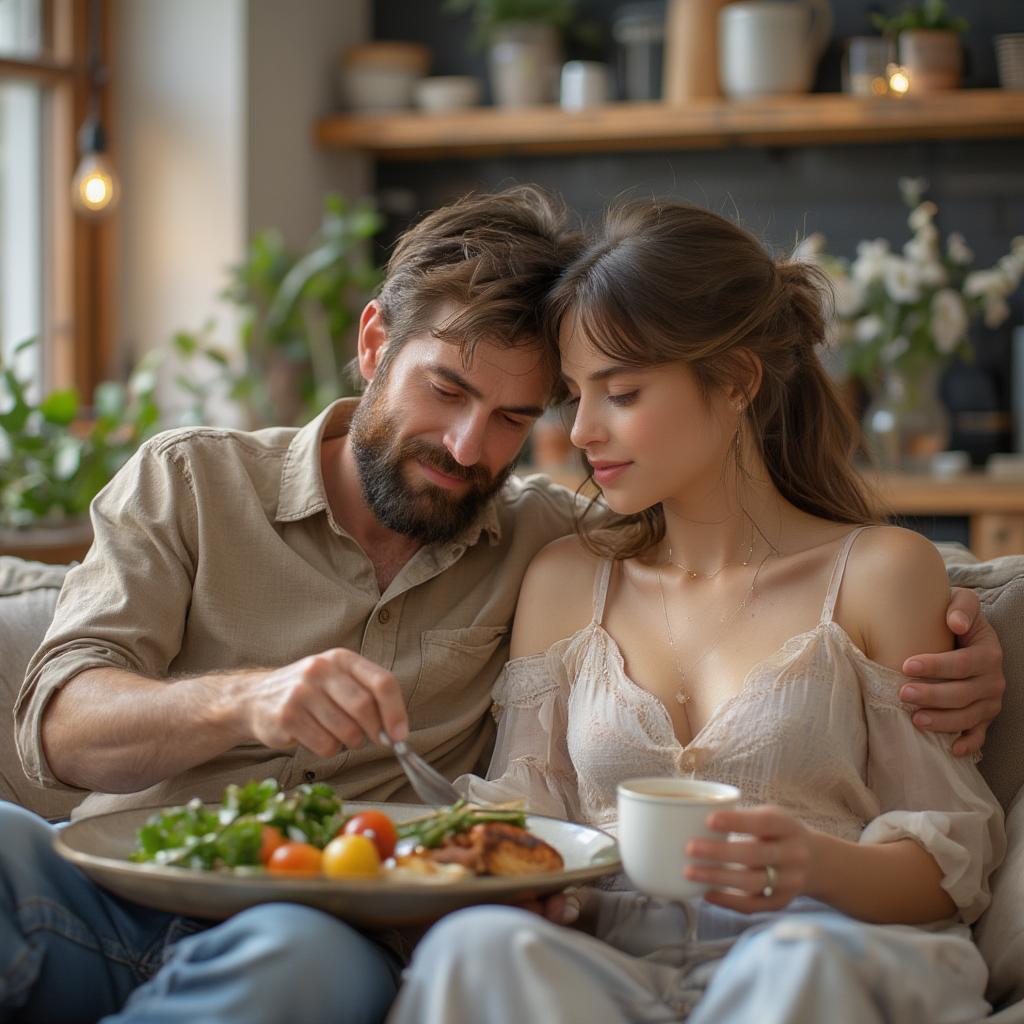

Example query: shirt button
[378,608,391,624]
[303,770,316,782]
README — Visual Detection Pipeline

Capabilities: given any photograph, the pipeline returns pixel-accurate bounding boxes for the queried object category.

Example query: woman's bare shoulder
[837,525,952,671]
[511,536,605,659]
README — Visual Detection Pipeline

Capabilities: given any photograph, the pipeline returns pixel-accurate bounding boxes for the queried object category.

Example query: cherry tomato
[258,825,286,865]
[322,834,381,879]
[342,811,398,860]
[266,841,323,876]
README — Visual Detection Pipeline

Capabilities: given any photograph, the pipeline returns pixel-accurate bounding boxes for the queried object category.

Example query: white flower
[984,294,1011,329]
[899,177,929,207]
[998,252,1024,289]
[931,289,968,354]
[964,269,1005,298]
[792,233,826,263]
[1012,236,1024,257]
[855,315,883,344]
[832,276,866,317]
[908,201,938,232]
[947,232,974,266]
[884,257,922,304]
[918,261,948,287]
[881,336,910,363]
[853,239,891,284]
[904,235,940,266]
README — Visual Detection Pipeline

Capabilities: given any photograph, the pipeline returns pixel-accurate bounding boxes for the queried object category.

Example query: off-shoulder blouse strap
[592,558,615,625]
[819,525,874,626]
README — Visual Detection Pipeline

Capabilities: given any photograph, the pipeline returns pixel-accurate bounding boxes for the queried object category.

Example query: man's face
[349,334,552,544]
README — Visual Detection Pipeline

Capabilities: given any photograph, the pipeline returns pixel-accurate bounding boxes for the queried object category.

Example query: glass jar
[861,364,951,471]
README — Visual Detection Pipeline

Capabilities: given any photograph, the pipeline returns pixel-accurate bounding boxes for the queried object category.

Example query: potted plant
[0,340,163,560]
[171,194,383,429]
[0,194,383,562]
[444,0,577,107]
[797,178,1024,470]
[872,0,968,93]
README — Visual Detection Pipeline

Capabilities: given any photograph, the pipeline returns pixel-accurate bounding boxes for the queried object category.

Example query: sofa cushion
[0,556,80,819]
[942,550,1024,810]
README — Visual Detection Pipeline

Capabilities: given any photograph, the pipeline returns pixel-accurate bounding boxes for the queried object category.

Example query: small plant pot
[487,22,562,107]
[898,29,962,93]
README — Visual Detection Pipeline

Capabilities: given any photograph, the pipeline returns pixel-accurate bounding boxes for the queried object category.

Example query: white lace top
[458,528,1006,924]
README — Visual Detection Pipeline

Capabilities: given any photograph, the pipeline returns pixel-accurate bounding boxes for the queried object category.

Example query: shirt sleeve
[14,437,199,789]
[859,669,1007,924]
[455,651,580,821]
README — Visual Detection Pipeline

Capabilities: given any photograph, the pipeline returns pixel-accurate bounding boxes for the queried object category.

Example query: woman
[387,200,1005,1024]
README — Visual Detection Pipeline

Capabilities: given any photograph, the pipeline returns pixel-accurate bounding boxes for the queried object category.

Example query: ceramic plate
[54,802,620,928]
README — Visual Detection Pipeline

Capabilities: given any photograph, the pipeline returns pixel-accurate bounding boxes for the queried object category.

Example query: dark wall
[371,0,1024,462]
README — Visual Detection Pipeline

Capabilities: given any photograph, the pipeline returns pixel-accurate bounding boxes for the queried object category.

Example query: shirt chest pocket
[408,626,510,729]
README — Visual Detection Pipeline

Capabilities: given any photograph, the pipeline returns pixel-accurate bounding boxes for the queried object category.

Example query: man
[1,187,1005,1023]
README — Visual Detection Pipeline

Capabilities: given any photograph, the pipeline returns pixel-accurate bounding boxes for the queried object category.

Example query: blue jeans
[0,802,401,1023]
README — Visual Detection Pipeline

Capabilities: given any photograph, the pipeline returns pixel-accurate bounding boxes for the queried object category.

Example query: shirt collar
[275,397,503,546]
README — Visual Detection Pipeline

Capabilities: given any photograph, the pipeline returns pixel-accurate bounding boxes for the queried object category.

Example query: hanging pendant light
[72,100,119,216]
[71,0,119,218]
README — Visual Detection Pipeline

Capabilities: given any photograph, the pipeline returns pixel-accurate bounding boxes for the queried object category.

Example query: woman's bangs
[573,292,653,368]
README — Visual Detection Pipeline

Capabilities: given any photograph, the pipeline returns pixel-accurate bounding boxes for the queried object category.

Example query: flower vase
[861,365,950,472]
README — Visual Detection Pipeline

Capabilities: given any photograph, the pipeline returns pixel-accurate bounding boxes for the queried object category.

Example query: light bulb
[887,64,911,96]
[72,151,119,217]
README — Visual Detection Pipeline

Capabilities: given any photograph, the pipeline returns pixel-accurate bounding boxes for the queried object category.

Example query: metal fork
[378,731,461,806]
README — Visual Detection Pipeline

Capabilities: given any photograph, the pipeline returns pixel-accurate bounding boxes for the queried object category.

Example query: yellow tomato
[322,834,381,879]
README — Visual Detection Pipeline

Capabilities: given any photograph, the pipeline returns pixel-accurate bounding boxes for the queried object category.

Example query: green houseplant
[0,194,382,550]
[871,0,968,92]
[0,339,162,531]
[172,194,383,429]
[445,0,579,106]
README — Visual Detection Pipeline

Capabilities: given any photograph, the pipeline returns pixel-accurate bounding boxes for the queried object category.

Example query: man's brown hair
[372,185,580,391]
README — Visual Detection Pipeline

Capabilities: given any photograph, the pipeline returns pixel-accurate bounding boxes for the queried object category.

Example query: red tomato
[266,841,323,876]
[259,825,286,865]
[342,811,398,860]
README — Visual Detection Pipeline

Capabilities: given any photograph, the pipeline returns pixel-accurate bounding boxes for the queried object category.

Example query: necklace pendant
[675,689,691,706]
[688,569,699,579]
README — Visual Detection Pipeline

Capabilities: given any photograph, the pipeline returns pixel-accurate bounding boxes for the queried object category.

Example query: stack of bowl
[996,34,1024,91]
[339,42,431,112]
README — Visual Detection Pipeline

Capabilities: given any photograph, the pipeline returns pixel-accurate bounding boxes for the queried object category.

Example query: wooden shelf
[315,90,1024,159]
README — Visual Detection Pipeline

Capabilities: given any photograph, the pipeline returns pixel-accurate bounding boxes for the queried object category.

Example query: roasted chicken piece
[426,822,564,876]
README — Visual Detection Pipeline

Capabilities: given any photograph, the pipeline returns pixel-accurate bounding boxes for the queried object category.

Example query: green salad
[131,779,345,870]
[130,779,528,871]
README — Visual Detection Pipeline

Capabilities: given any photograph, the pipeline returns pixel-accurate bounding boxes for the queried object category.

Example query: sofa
[2,551,1023,1020]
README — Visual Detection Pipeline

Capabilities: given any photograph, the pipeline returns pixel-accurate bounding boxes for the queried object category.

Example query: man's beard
[349,385,516,545]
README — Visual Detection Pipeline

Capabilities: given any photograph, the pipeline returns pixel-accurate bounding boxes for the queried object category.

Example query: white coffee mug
[617,777,741,899]
[719,0,833,99]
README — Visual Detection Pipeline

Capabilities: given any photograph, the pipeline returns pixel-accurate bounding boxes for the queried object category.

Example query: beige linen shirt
[15,399,579,819]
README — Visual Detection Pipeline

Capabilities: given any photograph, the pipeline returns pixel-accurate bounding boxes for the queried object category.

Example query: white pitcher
[719,0,833,99]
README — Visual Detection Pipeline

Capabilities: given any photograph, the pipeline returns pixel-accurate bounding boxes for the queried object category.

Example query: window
[0,1,43,389]
[0,0,114,397]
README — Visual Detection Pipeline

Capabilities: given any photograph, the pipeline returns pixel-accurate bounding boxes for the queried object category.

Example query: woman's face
[558,316,739,515]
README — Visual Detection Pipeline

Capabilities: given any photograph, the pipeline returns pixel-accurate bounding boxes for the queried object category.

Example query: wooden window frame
[0,0,116,396]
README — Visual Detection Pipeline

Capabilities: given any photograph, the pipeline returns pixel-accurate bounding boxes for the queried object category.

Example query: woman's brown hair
[544,199,885,559]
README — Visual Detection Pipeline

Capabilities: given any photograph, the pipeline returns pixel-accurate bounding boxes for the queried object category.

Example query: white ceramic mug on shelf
[617,777,741,899]
[719,0,833,99]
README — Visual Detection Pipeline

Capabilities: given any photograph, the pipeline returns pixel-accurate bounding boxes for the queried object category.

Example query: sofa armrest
[0,556,83,819]
[976,785,1024,1010]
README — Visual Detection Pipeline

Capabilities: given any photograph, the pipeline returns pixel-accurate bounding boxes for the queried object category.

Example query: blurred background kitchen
[2,0,1023,564]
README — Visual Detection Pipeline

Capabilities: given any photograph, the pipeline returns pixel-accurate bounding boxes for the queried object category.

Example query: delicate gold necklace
[657,550,771,706]
[665,529,755,581]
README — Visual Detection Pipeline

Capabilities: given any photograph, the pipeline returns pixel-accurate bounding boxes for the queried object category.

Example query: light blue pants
[0,802,401,1023]
[389,890,992,1023]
